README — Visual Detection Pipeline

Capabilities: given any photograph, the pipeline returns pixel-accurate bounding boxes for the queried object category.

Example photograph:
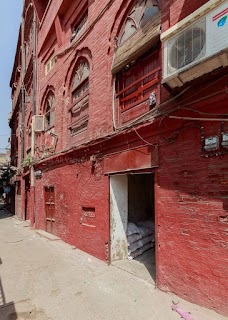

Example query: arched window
[45,92,55,130]
[119,0,160,45]
[70,59,90,136]
[72,60,90,102]
[27,113,32,154]
[24,4,34,69]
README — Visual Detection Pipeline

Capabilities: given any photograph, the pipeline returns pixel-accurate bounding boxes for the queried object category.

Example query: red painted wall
[14,0,228,316]
[156,119,228,316]
[35,160,110,261]
[162,0,209,32]
[36,0,140,156]
[33,89,228,316]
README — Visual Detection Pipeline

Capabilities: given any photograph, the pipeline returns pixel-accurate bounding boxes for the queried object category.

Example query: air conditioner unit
[163,1,228,87]
[33,115,45,132]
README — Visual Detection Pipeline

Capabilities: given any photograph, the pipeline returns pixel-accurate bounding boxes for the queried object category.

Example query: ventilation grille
[167,19,206,76]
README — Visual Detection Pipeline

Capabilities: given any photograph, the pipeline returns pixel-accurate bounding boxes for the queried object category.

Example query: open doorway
[24,175,31,221]
[110,172,156,284]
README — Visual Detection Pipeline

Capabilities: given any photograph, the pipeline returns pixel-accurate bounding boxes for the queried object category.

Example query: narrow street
[0,208,225,320]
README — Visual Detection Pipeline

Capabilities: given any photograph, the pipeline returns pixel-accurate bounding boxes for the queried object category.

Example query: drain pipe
[31,9,38,227]
[21,17,26,163]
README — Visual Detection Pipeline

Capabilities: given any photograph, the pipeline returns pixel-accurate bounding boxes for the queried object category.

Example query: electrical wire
[177,89,226,109]
[169,115,228,122]
[112,74,228,136]
[113,87,191,131]
[180,106,228,117]
[132,126,179,148]
[156,75,228,143]
[32,64,228,164]
[159,113,204,143]
[132,127,157,146]
[176,73,228,107]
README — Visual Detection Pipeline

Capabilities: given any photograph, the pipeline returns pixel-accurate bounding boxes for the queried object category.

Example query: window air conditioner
[163,1,228,87]
[33,115,45,132]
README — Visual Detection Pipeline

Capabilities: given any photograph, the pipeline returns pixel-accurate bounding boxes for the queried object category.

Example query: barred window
[115,49,160,125]
[45,92,55,130]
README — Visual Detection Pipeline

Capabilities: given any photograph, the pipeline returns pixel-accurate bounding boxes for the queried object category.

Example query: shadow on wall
[0,258,17,320]
[157,118,228,212]
[166,0,209,27]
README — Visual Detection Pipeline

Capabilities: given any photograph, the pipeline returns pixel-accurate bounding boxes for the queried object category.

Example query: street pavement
[0,208,226,320]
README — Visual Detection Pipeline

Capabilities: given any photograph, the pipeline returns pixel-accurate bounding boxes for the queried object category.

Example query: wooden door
[44,186,56,235]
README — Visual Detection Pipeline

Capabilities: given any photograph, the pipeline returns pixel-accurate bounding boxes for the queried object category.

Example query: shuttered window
[45,92,55,130]
[116,50,160,113]
[69,60,90,136]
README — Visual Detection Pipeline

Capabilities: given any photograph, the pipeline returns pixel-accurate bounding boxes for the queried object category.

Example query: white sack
[127,222,140,236]
[127,233,142,246]
[128,241,154,260]
[128,239,143,253]
[141,241,154,254]
[141,235,154,247]
[128,248,141,260]
[138,226,153,238]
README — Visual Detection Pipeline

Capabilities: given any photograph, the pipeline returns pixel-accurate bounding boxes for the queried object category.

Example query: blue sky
[0,1,22,153]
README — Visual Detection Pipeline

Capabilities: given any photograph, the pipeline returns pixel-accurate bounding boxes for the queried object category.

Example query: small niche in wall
[80,206,96,228]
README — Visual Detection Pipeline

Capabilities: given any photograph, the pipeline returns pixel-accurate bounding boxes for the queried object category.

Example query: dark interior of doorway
[127,173,155,282]
[25,175,31,221]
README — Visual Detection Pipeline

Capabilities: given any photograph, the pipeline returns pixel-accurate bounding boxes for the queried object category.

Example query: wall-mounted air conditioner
[163,1,228,87]
[33,115,45,132]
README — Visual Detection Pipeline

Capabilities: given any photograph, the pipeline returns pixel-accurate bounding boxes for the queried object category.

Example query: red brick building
[10,0,228,316]
[10,0,37,220]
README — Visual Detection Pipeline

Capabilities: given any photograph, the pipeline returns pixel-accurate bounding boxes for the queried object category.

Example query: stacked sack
[127,221,155,260]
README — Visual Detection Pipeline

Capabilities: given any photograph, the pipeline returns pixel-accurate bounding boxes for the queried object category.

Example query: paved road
[0,209,226,320]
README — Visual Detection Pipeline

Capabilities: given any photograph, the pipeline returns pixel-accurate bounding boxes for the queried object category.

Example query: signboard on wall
[104,146,158,175]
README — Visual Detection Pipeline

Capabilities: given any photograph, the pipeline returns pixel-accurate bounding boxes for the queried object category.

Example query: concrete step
[36,230,61,241]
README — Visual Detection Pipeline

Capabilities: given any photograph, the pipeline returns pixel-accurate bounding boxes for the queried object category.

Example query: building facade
[0,151,13,207]
[10,0,228,316]
[10,0,37,220]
